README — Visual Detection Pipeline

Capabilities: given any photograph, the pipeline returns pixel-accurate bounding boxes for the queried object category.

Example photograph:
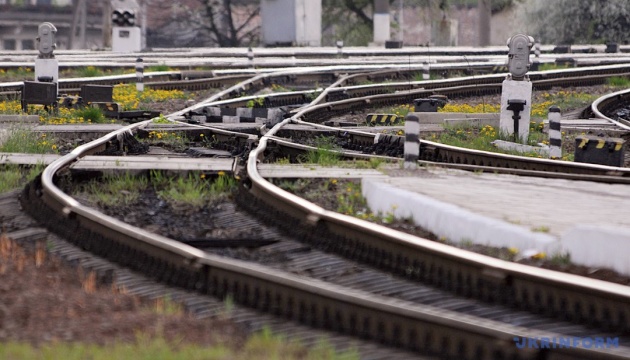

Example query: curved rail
[24,61,630,358]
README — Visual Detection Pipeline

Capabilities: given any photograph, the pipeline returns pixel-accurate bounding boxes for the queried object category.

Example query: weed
[388,104,415,118]
[460,238,474,248]
[298,136,340,166]
[83,172,148,207]
[147,64,171,72]
[74,106,106,123]
[221,294,234,319]
[246,97,265,108]
[153,295,183,316]
[275,157,291,165]
[537,63,570,71]
[142,130,187,151]
[270,83,291,92]
[550,252,571,266]
[113,84,189,111]
[0,128,58,154]
[156,171,236,208]
[607,76,630,87]
[151,114,171,124]
[531,225,550,233]
[77,66,104,77]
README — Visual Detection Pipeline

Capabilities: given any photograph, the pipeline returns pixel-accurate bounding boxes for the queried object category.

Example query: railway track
[5,51,630,358]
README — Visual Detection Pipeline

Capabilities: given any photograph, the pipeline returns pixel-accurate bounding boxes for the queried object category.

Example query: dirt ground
[0,233,246,348]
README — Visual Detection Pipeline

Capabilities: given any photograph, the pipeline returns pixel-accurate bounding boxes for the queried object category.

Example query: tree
[146,0,259,48]
[198,0,260,47]
[532,0,630,44]
[322,0,431,46]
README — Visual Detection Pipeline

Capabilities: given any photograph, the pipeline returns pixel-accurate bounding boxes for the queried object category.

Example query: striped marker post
[135,57,144,92]
[247,47,254,68]
[404,114,420,169]
[548,106,561,159]
[336,40,343,57]
[422,61,430,80]
[534,41,541,59]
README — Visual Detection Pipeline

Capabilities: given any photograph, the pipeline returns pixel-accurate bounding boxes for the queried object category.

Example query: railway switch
[506,34,534,80]
[506,99,526,142]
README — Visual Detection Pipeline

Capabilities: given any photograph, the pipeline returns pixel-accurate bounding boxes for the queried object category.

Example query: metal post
[336,40,343,57]
[247,47,254,68]
[404,114,420,169]
[548,106,562,159]
[135,57,144,92]
[422,61,430,80]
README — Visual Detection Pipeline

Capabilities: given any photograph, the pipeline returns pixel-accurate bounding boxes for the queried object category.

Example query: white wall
[261,0,321,46]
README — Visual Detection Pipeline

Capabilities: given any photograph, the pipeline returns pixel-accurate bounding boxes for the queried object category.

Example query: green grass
[0,67,33,81]
[77,66,104,77]
[537,63,571,71]
[0,328,358,360]
[84,172,149,206]
[298,136,341,166]
[0,128,59,154]
[607,76,630,87]
[153,171,237,208]
[0,163,46,193]
[147,64,171,72]
[74,106,106,123]
[81,171,238,209]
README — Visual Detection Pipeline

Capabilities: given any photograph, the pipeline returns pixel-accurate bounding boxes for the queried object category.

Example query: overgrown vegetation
[298,136,341,166]
[79,171,238,209]
[0,328,359,360]
[0,128,59,153]
[0,163,45,193]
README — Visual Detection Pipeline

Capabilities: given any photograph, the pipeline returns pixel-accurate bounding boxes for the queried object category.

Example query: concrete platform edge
[561,225,630,276]
[361,178,560,254]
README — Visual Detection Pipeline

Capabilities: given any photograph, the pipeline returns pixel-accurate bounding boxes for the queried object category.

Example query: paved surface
[362,166,630,275]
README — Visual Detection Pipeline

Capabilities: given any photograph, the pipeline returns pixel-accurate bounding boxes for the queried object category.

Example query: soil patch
[0,234,246,347]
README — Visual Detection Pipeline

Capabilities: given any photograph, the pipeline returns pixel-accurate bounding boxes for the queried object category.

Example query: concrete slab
[0,115,40,123]
[409,112,500,125]
[362,167,630,275]
[258,164,388,179]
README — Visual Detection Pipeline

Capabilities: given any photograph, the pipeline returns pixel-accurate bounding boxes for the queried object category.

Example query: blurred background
[0,0,627,50]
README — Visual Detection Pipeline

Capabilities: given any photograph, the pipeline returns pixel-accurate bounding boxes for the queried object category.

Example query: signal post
[111,0,141,52]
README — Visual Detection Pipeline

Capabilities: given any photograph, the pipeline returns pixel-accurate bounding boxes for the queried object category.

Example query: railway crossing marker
[500,34,534,144]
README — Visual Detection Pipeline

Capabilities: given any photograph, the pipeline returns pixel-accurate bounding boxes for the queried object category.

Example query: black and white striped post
[548,106,562,159]
[247,47,254,68]
[422,61,430,80]
[135,57,144,92]
[336,40,343,57]
[534,41,541,59]
[404,114,420,169]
